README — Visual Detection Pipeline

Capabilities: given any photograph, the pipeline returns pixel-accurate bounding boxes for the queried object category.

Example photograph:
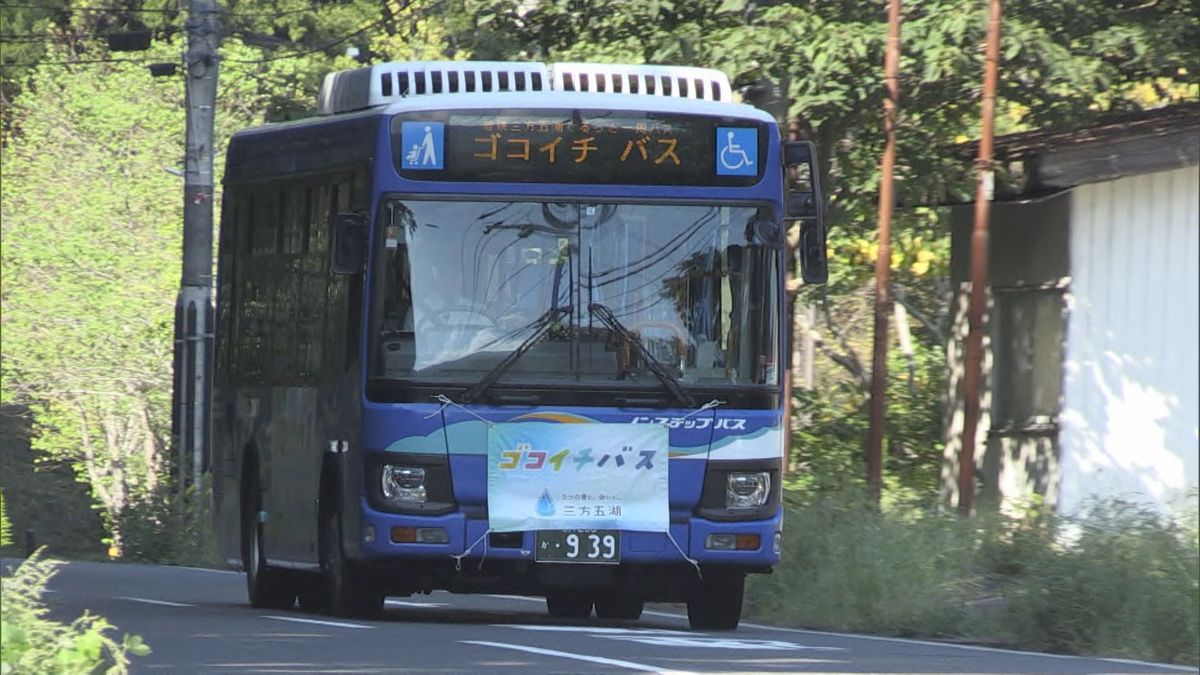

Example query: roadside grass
[116,482,224,569]
[1,491,151,673]
[744,490,1200,666]
[997,499,1200,664]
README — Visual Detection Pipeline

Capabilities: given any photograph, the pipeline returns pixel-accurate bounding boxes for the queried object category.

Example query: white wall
[1058,164,1199,517]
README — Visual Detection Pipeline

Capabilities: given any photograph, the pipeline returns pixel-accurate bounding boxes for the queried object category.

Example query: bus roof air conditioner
[317,61,734,115]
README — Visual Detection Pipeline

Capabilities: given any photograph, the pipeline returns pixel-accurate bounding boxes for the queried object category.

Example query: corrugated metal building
[942,104,1200,517]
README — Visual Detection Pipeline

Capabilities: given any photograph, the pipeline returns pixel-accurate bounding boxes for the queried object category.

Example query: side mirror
[331,212,368,275]
[782,139,828,284]
[799,220,828,284]
[782,140,814,165]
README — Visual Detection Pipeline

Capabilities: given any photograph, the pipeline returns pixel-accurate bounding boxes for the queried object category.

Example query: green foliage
[746,492,1200,664]
[0,550,150,674]
[1,9,1197,666]
[746,491,976,635]
[117,483,222,568]
[1,45,184,550]
[1000,499,1200,663]
[790,331,948,499]
[0,34,338,553]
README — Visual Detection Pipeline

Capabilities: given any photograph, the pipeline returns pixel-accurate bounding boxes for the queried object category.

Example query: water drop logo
[536,488,556,517]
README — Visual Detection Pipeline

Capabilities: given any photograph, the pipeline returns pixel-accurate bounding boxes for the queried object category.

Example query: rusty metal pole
[866,0,901,508]
[958,0,1003,516]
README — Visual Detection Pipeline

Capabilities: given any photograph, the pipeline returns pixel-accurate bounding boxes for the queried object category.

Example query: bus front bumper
[355,498,782,568]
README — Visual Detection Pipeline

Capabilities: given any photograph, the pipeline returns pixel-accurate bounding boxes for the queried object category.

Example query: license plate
[535,530,620,564]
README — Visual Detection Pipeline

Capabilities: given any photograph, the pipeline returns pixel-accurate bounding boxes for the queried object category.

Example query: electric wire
[2,0,449,67]
[0,3,318,15]
[0,55,148,67]
[1,14,385,68]
[221,16,387,64]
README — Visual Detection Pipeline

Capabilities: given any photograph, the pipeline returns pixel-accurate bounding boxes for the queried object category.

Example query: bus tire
[594,595,643,620]
[321,508,383,619]
[545,591,593,619]
[686,571,745,631]
[242,483,296,610]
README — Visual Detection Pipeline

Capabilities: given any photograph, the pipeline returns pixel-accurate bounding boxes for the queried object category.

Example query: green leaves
[1,550,149,673]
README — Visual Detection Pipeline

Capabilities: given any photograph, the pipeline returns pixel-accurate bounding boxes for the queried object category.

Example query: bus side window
[297,183,325,380]
[382,242,414,333]
[378,205,416,376]
[215,194,237,378]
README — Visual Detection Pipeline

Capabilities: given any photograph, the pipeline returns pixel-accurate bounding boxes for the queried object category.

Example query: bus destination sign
[391,109,768,186]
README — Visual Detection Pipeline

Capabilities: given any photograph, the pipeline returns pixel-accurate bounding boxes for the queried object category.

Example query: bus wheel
[545,591,593,619]
[321,509,383,618]
[686,571,745,631]
[594,595,643,620]
[242,487,296,609]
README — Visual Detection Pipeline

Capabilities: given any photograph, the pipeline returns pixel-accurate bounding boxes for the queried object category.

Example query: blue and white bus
[212,61,826,630]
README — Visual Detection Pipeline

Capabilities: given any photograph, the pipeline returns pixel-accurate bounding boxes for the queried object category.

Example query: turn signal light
[735,534,760,550]
[390,526,449,544]
[704,533,762,550]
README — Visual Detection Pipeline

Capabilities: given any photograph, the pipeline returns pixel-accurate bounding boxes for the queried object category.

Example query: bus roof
[230,89,775,143]
[377,90,776,123]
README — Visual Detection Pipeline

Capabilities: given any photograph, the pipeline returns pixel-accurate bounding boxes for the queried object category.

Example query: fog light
[382,465,427,504]
[726,471,769,508]
[773,531,782,554]
[416,527,449,544]
[705,534,737,550]
[391,526,416,543]
[363,525,376,544]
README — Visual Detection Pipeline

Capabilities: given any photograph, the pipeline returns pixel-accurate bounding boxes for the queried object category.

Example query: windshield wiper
[587,303,696,408]
[463,305,573,403]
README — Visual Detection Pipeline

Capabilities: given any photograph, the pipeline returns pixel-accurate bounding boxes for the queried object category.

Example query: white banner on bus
[486,422,669,533]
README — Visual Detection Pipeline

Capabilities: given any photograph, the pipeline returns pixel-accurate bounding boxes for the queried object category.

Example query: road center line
[731,623,1200,670]
[485,594,542,603]
[263,615,373,630]
[462,640,693,673]
[385,600,448,608]
[120,596,194,607]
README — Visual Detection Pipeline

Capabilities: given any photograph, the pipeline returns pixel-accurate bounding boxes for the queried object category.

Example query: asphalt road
[4,558,1196,674]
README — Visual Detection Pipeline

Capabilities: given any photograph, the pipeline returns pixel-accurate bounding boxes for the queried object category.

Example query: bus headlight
[726,472,770,508]
[381,465,427,504]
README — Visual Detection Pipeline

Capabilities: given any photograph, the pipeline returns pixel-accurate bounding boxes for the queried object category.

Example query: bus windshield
[369,199,780,393]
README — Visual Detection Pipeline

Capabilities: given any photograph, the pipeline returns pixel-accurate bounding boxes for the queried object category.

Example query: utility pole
[173,0,220,504]
[958,0,1002,517]
[866,0,901,508]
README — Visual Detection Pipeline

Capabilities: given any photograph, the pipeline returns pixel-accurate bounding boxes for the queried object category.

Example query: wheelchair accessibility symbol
[716,127,757,176]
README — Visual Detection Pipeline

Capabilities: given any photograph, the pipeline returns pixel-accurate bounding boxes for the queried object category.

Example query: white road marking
[600,635,845,651]
[262,615,373,630]
[462,640,693,674]
[500,624,691,636]
[638,609,1195,672]
[385,600,448,608]
[485,594,542,602]
[734,622,1200,670]
[121,596,194,607]
[138,564,1192,671]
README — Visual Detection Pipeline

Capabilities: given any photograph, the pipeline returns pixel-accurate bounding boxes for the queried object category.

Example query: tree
[1,50,186,549]
[458,0,1199,496]
[0,38,320,550]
